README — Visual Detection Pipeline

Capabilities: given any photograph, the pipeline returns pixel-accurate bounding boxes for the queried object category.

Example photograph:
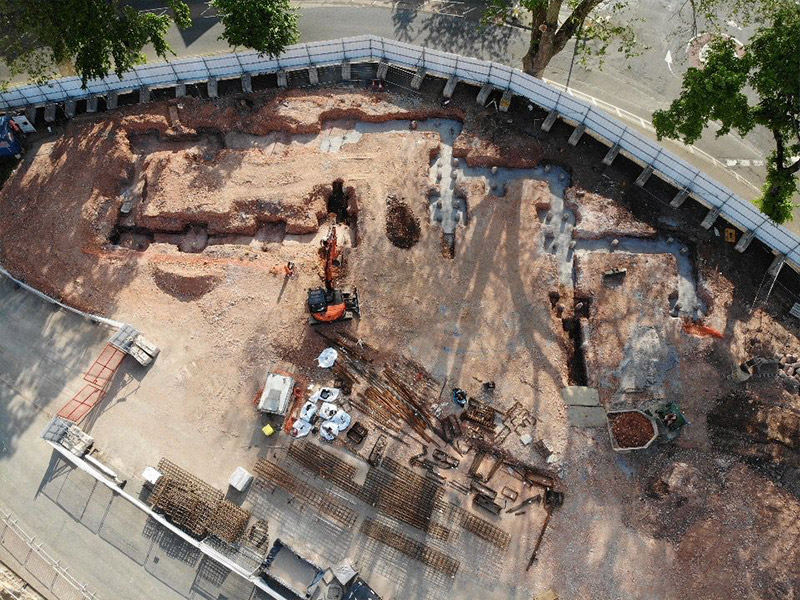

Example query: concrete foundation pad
[175,83,186,98]
[277,71,288,88]
[768,253,786,277]
[86,96,98,113]
[341,61,351,80]
[308,67,319,85]
[139,86,150,104]
[207,77,218,98]
[64,100,76,119]
[44,104,56,123]
[562,386,601,406]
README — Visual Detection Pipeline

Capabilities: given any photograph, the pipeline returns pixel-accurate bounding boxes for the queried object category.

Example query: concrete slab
[561,386,601,406]
[567,406,607,428]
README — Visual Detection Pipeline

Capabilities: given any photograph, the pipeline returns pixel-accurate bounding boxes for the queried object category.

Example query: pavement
[0,275,261,600]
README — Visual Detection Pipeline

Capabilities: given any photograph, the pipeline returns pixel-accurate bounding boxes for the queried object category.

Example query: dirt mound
[385,195,421,249]
[152,264,223,301]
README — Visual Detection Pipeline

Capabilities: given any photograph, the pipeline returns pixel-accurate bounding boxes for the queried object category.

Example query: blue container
[0,116,23,157]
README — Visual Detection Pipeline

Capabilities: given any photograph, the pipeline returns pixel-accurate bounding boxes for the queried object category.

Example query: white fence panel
[1,34,798,272]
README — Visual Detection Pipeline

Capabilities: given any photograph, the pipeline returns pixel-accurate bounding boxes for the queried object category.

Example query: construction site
[0,61,798,600]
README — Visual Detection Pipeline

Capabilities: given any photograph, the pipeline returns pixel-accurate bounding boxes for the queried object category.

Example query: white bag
[317,348,338,368]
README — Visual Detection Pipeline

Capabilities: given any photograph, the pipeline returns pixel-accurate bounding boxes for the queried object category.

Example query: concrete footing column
[139,86,150,104]
[499,89,513,112]
[308,66,319,85]
[44,104,56,123]
[64,101,76,118]
[541,109,558,132]
[25,107,36,125]
[635,165,654,187]
[376,61,389,80]
[602,143,620,166]
[670,188,690,208]
[735,230,755,252]
[768,253,786,278]
[86,96,98,113]
[568,123,586,146]
[277,71,288,88]
[443,76,458,99]
[476,83,493,105]
[241,74,252,93]
[411,67,426,90]
[701,206,722,229]
[207,77,218,98]
[341,61,351,81]
[176,83,186,98]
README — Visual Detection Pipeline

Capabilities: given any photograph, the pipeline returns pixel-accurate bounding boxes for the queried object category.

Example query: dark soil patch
[385,194,421,249]
[609,411,655,448]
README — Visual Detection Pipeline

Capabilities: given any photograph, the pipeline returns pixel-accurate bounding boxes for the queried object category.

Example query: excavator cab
[307,287,360,325]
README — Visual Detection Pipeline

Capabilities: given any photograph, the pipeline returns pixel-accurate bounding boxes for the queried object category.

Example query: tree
[482,0,640,77]
[211,0,299,57]
[653,5,800,223]
[0,0,191,87]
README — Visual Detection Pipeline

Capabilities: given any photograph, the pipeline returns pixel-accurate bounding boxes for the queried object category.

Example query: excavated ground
[0,84,798,600]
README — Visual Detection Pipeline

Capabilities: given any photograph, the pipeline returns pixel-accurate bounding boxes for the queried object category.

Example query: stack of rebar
[361,520,460,577]
[207,500,250,543]
[253,458,357,527]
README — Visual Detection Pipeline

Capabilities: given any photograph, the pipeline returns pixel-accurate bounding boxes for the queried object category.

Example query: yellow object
[534,591,558,600]
[725,228,737,243]
[262,424,275,436]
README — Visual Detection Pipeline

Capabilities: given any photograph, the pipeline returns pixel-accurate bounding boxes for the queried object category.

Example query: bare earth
[0,84,797,600]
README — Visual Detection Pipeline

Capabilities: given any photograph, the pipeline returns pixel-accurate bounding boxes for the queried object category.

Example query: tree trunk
[522,0,561,77]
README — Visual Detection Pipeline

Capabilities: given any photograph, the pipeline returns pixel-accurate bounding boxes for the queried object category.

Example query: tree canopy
[0,0,191,86]
[0,0,300,88]
[653,5,800,223]
[211,0,299,57]
[482,0,640,77]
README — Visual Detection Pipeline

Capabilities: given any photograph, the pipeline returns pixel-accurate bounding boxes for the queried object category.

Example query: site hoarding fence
[1,35,798,275]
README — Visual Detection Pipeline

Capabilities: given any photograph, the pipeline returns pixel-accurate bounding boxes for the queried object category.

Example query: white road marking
[664,50,674,75]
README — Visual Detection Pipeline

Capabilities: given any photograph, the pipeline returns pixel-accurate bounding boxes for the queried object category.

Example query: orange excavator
[307,227,360,325]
